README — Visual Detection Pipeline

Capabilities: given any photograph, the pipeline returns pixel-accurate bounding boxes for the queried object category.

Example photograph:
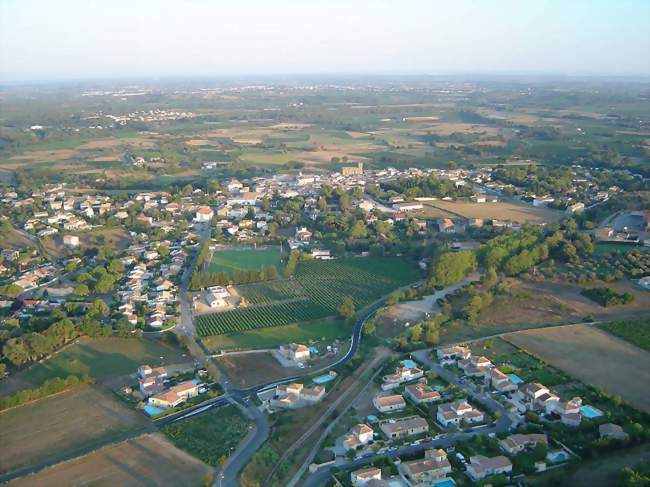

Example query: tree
[409,323,423,342]
[0,283,23,298]
[429,251,477,287]
[349,220,368,239]
[73,284,90,297]
[3,338,29,365]
[88,299,109,319]
[338,297,355,320]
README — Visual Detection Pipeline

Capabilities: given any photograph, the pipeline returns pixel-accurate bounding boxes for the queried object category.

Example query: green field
[196,257,420,336]
[238,149,299,165]
[163,405,250,466]
[208,246,282,275]
[600,319,650,352]
[202,317,351,351]
[0,337,186,395]
[593,242,644,255]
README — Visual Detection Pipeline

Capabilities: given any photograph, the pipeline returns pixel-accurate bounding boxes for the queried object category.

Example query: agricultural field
[599,319,650,352]
[420,200,563,223]
[0,385,149,474]
[202,317,351,351]
[163,405,250,466]
[207,246,282,276]
[196,257,420,337]
[0,337,188,395]
[6,433,210,487]
[503,324,650,413]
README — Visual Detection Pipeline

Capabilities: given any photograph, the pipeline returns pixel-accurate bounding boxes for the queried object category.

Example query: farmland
[599,319,650,352]
[0,385,149,474]
[208,246,282,276]
[202,317,351,351]
[503,324,650,413]
[196,257,420,337]
[163,405,250,466]
[7,433,210,487]
[0,337,188,395]
[420,200,563,223]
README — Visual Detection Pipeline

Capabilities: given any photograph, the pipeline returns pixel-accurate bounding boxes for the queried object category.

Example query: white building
[195,206,214,222]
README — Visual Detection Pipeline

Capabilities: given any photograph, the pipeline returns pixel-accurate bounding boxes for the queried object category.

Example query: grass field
[593,242,644,255]
[422,200,563,223]
[163,405,250,466]
[7,433,210,487]
[202,317,351,351]
[0,337,188,396]
[197,257,420,337]
[503,324,650,413]
[238,149,299,165]
[207,246,282,275]
[41,227,132,257]
[0,385,149,474]
[599,319,650,352]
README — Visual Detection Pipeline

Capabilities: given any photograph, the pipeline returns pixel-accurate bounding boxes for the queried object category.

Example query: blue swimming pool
[402,359,417,369]
[547,450,570,463]
[313,374,335,384]
[144,404,164,416]
[508,373,524,384]
[432,479,456,487]
[580,405,604,418]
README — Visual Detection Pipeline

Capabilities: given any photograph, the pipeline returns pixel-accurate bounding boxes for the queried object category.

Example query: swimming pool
[546,450,570,463]
[402,359,417,369]
[580,405,604,418]
[432,478,456,487]
[508,373,524,384]
[144,404,164,416]
[313,374,335,384]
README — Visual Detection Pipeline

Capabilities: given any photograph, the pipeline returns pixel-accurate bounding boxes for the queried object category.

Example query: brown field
[268,123,312,129]
[41,227,131,257]
[77,137,156,150]
[503,324,650,413]
[0,385,148,474]
[423,200,563,223]
[7,433,209,487]
[296,150,373,165]
[415,123,502,137]
[10,149,80,162]
[216,352,302,388]
[403,116,440,122]
[0,227,35,250]
[185,138,212,146]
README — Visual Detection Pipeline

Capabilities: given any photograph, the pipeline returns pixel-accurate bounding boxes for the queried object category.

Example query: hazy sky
[1,0,649,81]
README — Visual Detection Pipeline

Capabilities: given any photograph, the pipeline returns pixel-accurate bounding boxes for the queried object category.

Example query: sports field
[422,200,563,223]
[0,337,187,395]
[504,324,650,413]
[207,246,282,276]
[0,385,149,474]
[7,433,210,487]
[197,257,420,337]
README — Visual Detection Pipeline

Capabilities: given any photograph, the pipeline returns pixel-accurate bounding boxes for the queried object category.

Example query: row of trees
[0,375,92,411]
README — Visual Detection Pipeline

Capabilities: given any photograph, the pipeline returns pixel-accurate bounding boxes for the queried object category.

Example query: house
[148,381,200,409]
[379,415,429,440]
[599,423,629,441]
[393,202,423,212]
[437,345,471,364]
[310,249,332,260]
[279,343,311,362]
[466,455,512,481]
[516,383,560,412]
[381,365,424,390]
[1,249,19,261]
[195,206,214,222]
[401,449,452,484]
[207,292,227,308]
[437,218,455,233]
[458,355,493,378]
[295,227,312,242]
[471,194,487,203]
[561,412,582,427]
[351,466,381,486]
[373,394,406,413]
[343,423,374,450]
[271,383,325,409]
[342,162,364,176]
[489,368,518,393]
[499,434,548,455]
[566,202,585,214]
[227,179,244,193]
[62,235,80,248]
[404,380,441,404]
[436,400,484,427]
[227,191,259,206]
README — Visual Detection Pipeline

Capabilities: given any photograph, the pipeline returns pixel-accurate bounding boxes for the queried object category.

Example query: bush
[581,287,635,307]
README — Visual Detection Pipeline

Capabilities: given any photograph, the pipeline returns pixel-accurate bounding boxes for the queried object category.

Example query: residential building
[458,355,493,378]
[62,234,80,248]
[599,423,629,441]
[195,206,214,222]
[343,423,374,451]
[499,434,548,455]
[351,466,381,486]
[373,394,406,413]
[466,455,512,481]
[404,380,441,404]
[489,368,518,393]
[379,415,429,440]
[381,365,424,390]
[401,449,452,484]
[437,345,471,364]
[148,381,200,409]
[392,202,423,212]
[279,343,311,362]
[271,383,325,409]
[436,400,484,427]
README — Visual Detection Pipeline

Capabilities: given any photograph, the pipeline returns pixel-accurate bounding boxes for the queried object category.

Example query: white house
[195,206,214,222]
[63,235,80,248]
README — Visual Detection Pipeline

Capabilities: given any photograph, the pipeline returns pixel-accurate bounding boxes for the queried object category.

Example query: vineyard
[196,257,420,337]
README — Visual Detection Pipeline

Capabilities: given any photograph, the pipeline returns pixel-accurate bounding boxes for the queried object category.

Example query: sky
[0,0,649,82]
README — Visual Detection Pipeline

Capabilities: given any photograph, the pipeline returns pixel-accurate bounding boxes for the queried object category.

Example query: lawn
[208,246,282,275]
[202,317,352,351]
[593,242,644,256]
[600,319,650,352]
[197,256,421,336]
[0,337,187,395]
[163,405,250,466]
[238,149,299,165]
